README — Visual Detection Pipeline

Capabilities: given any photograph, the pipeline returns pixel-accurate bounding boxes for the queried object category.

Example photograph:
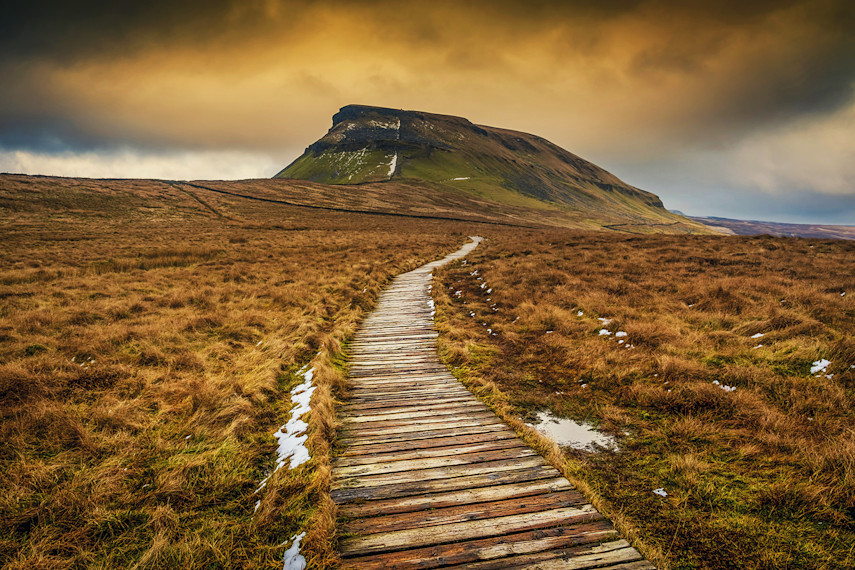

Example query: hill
[276,104,712,233]
[691,216,855,240]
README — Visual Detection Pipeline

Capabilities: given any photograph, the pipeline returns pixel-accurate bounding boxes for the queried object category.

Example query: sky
[1,0,854,224]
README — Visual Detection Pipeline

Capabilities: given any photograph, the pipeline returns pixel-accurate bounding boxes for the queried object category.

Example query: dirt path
[332,237,653,569]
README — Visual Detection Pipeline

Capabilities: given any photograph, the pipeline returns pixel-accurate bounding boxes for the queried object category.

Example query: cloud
[0,0,853,223]
[0,148,287,180]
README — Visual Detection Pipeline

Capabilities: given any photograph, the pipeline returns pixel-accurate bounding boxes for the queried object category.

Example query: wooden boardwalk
[332,238,654,569]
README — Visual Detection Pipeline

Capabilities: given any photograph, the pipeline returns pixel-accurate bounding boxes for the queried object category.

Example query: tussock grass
[0,196,466,567]
[434,231,855,569]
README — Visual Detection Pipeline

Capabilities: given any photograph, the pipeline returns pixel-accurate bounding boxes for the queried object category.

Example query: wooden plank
[337,420,510,444]
[338,522,617,570]
[331,464,561,503]
[347,383,470,396]
[348,376,458,387]
[344,390,474,405]
[334,439,524,466]
[342,397,484,414]
[342,405,492,424]
[337,478,575,519]
[337,422,513,446]
[334,448,537,479]
[339,505,601,557]
[440,540,644,570]
[339,411,499,435]
[337,430,520,457]
[345,489,587,534]
[333,456,547,491]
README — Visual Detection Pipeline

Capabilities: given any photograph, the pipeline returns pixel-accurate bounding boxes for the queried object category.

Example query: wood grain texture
[332,237,653,568]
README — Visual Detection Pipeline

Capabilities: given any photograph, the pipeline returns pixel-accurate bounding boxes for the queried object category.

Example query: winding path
[332,237,653,569]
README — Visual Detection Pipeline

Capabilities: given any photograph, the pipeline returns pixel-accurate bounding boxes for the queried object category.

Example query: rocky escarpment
[276,105,669,218]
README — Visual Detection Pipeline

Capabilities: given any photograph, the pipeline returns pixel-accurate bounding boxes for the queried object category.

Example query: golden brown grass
[434,230,855,569]
[0,179,471,568]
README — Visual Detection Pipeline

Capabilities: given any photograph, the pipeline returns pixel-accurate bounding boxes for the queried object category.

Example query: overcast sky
[1,0,853,224]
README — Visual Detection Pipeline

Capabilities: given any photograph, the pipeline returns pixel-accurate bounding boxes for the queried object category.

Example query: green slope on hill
[276,104,704,230]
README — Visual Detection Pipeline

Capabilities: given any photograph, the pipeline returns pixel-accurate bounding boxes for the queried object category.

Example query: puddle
[526,411,619,452]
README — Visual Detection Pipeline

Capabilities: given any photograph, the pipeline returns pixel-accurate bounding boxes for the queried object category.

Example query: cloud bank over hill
[1,0,853,222]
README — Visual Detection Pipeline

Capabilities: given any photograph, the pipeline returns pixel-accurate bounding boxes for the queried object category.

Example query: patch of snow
[451,177,470,181]
[268,367,316,478]
[653,488,668,497]
[599,329,612,336]
[841,292,846,297]
[615,331,627,338]
[811,359,831,374]
[257,340,263,347]
[545,330,553,334]
[487,288,492,294]
[526,411,618,451]
[282,532,307,570]
[387,152,398,178]
[712,380,736,392]
[750,333,765,339]
[577,311,584,317]
[597,317,612,325]
[480,282,487,289]
[754,344,764,349]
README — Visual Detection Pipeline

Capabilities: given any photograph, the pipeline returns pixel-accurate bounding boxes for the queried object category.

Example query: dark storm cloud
[1,0,853,224]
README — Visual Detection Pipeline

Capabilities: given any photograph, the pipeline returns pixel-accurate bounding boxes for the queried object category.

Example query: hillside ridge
[276,104,686,228]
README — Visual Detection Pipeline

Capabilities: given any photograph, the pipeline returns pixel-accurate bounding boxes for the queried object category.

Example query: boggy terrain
[3,172,854,569]
[433,231,855,569]
[0,180,476,568]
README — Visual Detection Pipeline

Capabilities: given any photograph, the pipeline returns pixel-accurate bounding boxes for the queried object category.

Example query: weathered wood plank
[339,505,601,557]
[337,430,520,457]
[339,411,499,435]
[334,448,537,479]
[338,522,618,570]
[331,465,561,503]
[333,456,547,491]
[345,489,587,534]
[337,478,575,518]
[341,398,485,415]
[337,425,512,448]
[334,439,523,467]
[439,540,644,570]
[344,390,474,404]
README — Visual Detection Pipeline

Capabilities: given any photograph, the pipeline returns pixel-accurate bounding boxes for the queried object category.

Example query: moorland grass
[0,202,466,568]
[434,231,855,570]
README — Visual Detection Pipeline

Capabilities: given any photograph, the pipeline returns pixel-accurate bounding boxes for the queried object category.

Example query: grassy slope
[433,231,855,569]
[275,106,712,233]
[0,175,473,569]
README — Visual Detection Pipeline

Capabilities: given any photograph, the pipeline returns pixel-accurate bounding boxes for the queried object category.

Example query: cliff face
[276,104,667,217]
